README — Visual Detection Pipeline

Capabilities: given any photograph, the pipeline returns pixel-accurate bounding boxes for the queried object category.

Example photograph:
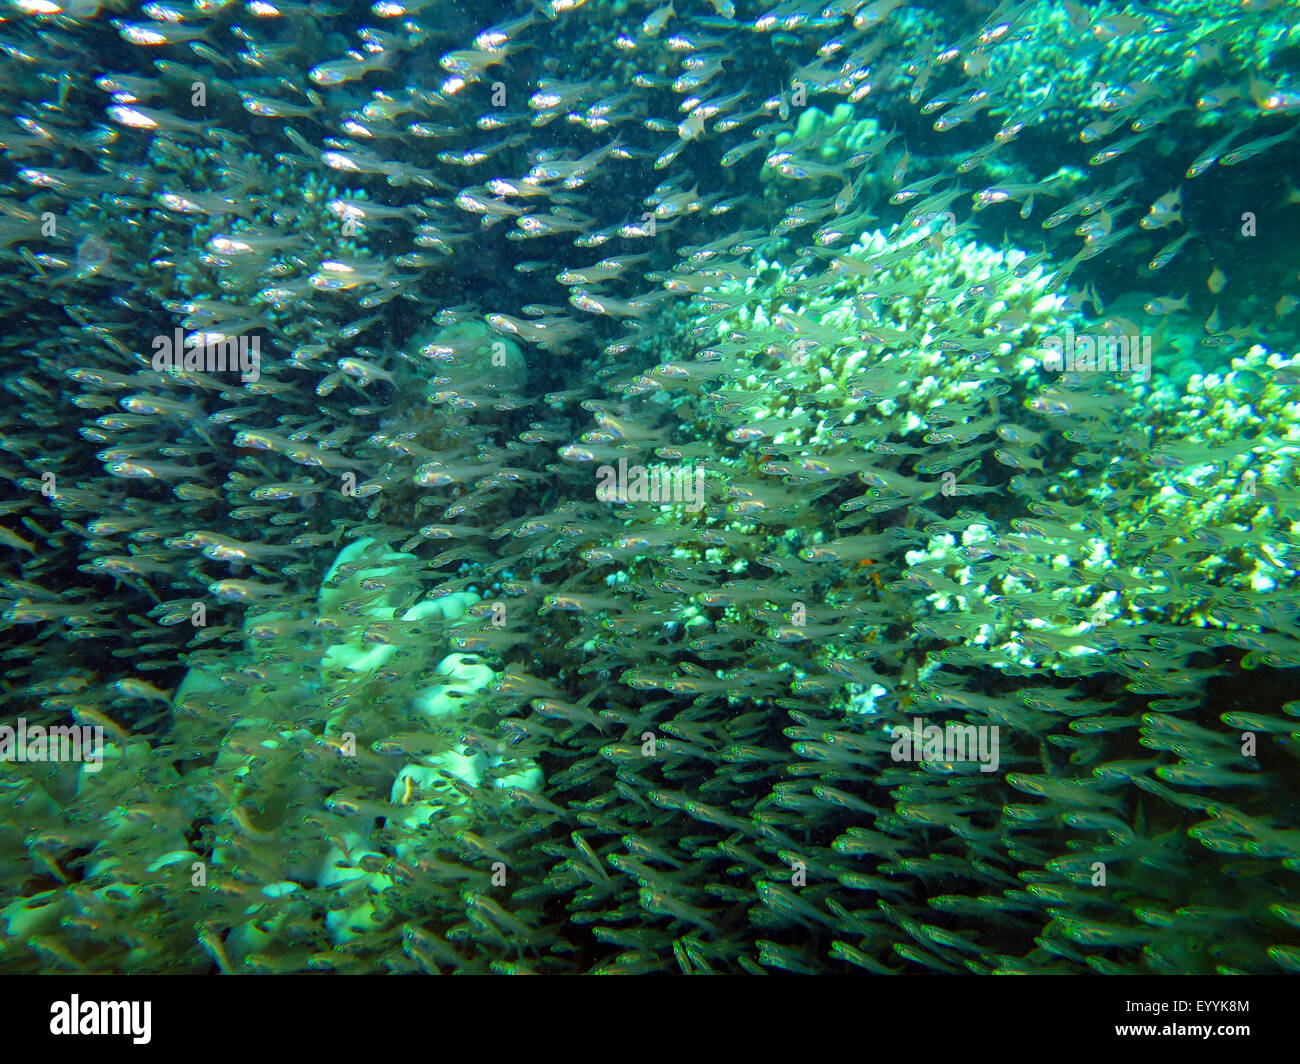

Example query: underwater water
[0,0,1298,977]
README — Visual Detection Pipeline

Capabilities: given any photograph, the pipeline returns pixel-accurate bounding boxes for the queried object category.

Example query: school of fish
[0,0,1298,974]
